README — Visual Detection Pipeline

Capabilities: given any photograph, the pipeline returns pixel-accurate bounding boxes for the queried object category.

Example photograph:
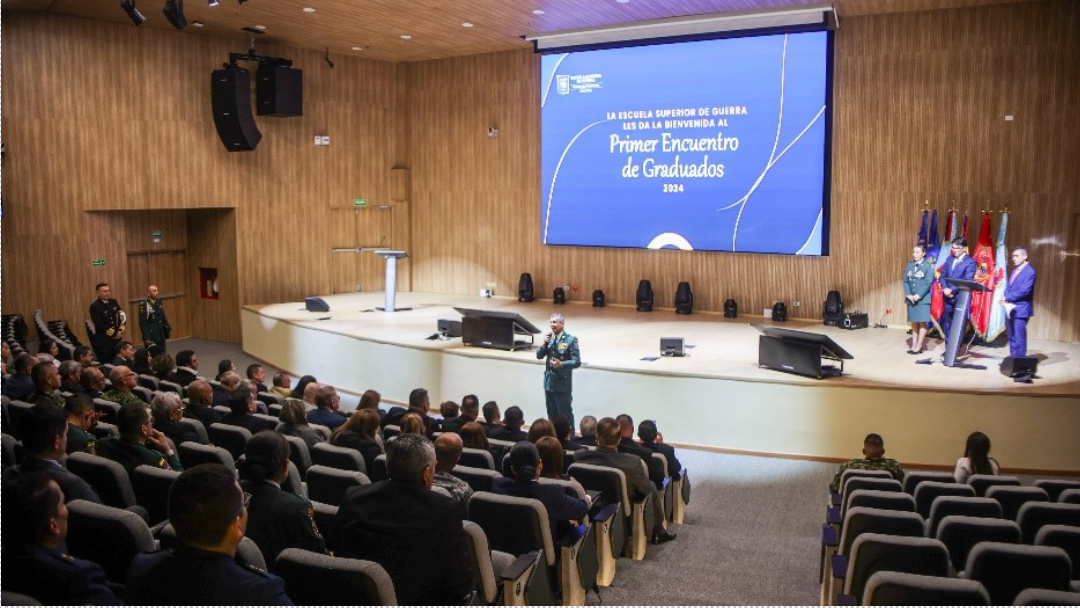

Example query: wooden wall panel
[186,210,240,343]
[404,0,1078,341]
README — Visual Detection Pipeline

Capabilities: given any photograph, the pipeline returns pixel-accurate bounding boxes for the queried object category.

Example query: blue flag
[986,213,1009,342]
[917,210,928,248]
[925,210,941,267]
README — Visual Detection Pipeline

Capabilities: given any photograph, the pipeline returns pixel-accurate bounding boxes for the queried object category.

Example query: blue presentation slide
[540,31,830,255]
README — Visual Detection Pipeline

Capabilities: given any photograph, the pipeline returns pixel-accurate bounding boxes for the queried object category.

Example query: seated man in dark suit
[382,387,434,435]
[1,473,122,605]
[488,405,527,442]
[246,364,269,394]
[186,380,221,428]
[553,415,582,451]
[492,441,589,540]
[111,341,136,368]
[223,387,274,435]
[152,392,202,445]
[96,402,183,473]
[638,420,681,480]
[212,371,241,406]
[74,345,96,369]
[441,393,480,434]
[65,394,99,455]
[577,415,598,446]
[616,414,666,490]
[58,360,84,395]
[573,417,675,544]
[79,366,107,401]
[307,385,348,430]
[172,350,200,386]
[336,433,473,605]
[2,353,38,401]
[0,403,101,503]
[126,463,292,605]
[481,400,503,434]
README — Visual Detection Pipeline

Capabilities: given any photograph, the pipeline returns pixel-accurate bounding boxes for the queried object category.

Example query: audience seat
[834,533,950,605]
[283,435,313,478]
[131,465,180,525]
[158,523,266,571]
[829,489,915,527]
[902,471,957,496]
[305,465,370,507]
[157,379,184,396]
[131,386,153,403]
[310,501,338,554]
[311,443,365,475]
[2,432,18,468]
[926,496,1003,537]
[137,374,160,391]
[569,462,650,562]
[65,451,138,509]
[92,399,120,423]
[207,423,252,460]
[90,421,119,439]
[651,452,675,524]
[212,405,231,417]
[835,477,903,514]
[987,485,1050,521]
[382,424,400,440]
[284,461,306,498]
[5,400,34,441]
[1013,587,1080,605]
[962,541,1072,605]
[935,514,1022,574]
[673,468,690,525]
[1036,480,1080,503]
[370,454,388,482]
[1017,502,1080,544]
[275,548,396,605]
[459,447,496,470]
[258,392,283,406]
[177,441,236,472]
[1034,525,1080,580]
[462,520,517,606]
[451,464,502,493]
[966,474,1021,497]
[65,499,155,583]
[861,571,990,606]
[176,417,208,444]
[821,506,925,605]
[538,476,589,501]
[1061,489,1080,505]
[0,590,41,606]
[914,481,976,519]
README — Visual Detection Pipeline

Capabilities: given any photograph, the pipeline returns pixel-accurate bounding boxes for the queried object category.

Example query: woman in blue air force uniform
[903,244,934,354]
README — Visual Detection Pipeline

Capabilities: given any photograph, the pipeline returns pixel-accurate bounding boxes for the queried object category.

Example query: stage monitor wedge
[752,324,852,379]
[454,308,542,352]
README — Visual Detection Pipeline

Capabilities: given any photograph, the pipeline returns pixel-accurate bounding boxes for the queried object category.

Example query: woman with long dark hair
[329,409,383,473]
[290,375,318,400]
[954,431,999,483]
[278,398,326,450]
[491,441,588,540]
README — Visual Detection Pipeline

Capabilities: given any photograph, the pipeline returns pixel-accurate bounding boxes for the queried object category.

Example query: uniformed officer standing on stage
[88,282,125,364]
[139,284,172,354]
[536,313,581,432]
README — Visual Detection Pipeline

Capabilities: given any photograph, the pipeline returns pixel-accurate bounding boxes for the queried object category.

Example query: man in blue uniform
[536,313,581,431]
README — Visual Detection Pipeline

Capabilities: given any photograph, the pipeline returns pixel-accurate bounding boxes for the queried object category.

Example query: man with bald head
[102,366,146,407]
[432,432,473,508]
[186,380,221,429]
[138,285,171,354]
[79,366,106,400]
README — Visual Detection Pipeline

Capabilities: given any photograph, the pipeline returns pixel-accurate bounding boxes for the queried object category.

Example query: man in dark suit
[126,464,292,605]
[307,385,348,431]
[186,380,222,428]
[638,420,682,481]
[573,417,676,544]
[336,433,473,605]
[96,402,183,473]
[58,360,83,395]
[492,441,589,541]
[577,415,598,446]
[2,353,38,400]
[616,414,666,489]
[552,415,582,451]
[441,393,479,434]
[939,239,977,345]
[173,350,200,386]
[488,406,527,442]
[223,387,274,435]
[89,282,125,364]
[152,391,202,445]
[79,366,106,401]
[0,403,102,504]
[246,364,269,393]
[1001,247,1037,365]
[213,371,240,406]
[481,401,502,434]
[382,387,434,434]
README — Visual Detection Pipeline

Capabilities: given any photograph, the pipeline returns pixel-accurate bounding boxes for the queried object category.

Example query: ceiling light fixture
[193,20,204,26]
[351,46,363,51]
[207,0,218,6]
[462,22,474,28]
[400,35,412,40]
[163,0,187,30]
[324,47,334,69]
[532,9,545,15]
[254,24,266,30]
[119,0,146,26]
[302,7,315,13]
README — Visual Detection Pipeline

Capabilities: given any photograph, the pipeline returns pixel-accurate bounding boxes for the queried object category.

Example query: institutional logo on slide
[557,75,570,95]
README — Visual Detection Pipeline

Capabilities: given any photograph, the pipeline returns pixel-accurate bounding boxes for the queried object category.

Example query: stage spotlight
[119,0,146,26]
[163,0,187,29]
[208,0,219,6]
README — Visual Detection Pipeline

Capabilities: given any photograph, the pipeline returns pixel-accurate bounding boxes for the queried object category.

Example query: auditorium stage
[242,292,1080,473]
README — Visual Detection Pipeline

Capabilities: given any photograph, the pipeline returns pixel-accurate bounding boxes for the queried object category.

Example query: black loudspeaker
[823,290,844,326]
[636,280,654,312]
[437,319,462,338]
[256,65,303,117]
[675,281,694,315]
[553,287,566,305]
[724,299,738,319]
[592,289,606,307]
[772,302,787,322]
[841,312,869,330]
[518,273,534,302]
[1000,356,1038,378]
[758,335,836,379]
[211,68,262,152]
[304,297,330,312]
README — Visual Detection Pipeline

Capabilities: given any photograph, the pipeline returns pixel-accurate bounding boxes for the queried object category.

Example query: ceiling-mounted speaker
[163,0,187,30]
[257,65,303,117]
[211,68,262,152]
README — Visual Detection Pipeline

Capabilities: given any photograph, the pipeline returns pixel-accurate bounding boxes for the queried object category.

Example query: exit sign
[92,259,106,267]
[353,198,367,207]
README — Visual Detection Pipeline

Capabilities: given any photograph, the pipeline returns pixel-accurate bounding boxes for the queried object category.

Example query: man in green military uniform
[138,285,171,354]
[29,362,66,409]
[96,402,182,473]
[831,432,905,490]
[102,366,147,407]
[536,313,581,432]
[64,394,99,455]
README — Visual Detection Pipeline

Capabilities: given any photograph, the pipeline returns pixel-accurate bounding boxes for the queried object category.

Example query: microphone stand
[873,308,891,329]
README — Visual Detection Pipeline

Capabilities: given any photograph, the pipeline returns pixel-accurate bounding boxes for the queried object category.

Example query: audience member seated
[3,353,38,400]
[357,389,386,423]
[336,434,473,605]
[400,412,427,435]
[173,350,200,386]
[242,379,269,415]
[831,432,905,489]
[74,345,96,369]
[97,401,183,473]
[280,398,327,451]
[954,431,999,483]
[577,415,598,446]
[79,366,106,400]
[433,432,474,508]
[215,359,235,382]
[1,473,122,605]
[213,371,241,406]
[103,366,146,406]
[553,415,582,451]
[36,352,57,368]
[116,343,140,372]
[436,400,459,432]
[527,417,557,443]
[301,381,320,412]
[224,387,274,435]
[289,374,318,400]
[65,394,100,455]
[151,352,176,382]
[0,341,9,375]
[442,393,479,434]
[489,406,527,442]
[574,417,676,544]
[460,421,499,463]
[37,338,61,359]
[152,392,200,446]
[59,360,83,394]
[383,387,435,435]
[616,414,665,489]
[0,403,102,503]
[186,380,221,428]
[536,436,566,480]
[639,420,682,480]
[29,361,66,408]
[126,463,292,605]
[481,400,502,433]
[247,364,268,393]
[240,431,326,569]
[270,371,292,398]
[307,386,347,431]
[493,441,589,540]
[329,409,383,472]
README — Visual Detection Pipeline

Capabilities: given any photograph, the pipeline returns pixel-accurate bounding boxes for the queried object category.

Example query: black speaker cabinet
[1000,356,1038,378]
[841,312,869,330]
[304,297,330,312]
[256,65,303,117]
[211,68,262,151]
[759,335,830,379]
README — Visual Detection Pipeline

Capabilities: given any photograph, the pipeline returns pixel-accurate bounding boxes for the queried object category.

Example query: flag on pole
[961,215,970,242]
[917,210,929,249]
[925,211,941,267]
[930,210,956,332]
[969,212,996,337]
[985,212,1009,342]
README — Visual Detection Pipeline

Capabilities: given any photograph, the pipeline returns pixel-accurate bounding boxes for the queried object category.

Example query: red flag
[929,210,956,334]
[968,212,996,337]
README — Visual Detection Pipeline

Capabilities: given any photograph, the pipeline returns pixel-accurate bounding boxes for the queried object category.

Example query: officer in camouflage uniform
[138,285,172,354]
[831,432,905,490]
[95,402,183,473]
[28,362,66,409]
[102,366,147,408]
